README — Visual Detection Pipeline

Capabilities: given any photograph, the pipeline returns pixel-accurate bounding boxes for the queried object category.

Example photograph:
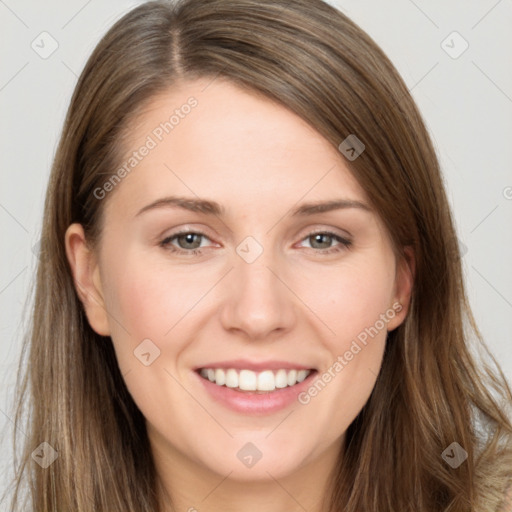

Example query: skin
[65,78,414,512]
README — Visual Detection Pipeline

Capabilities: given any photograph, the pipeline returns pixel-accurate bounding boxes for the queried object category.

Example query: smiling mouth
[196,367,317,393]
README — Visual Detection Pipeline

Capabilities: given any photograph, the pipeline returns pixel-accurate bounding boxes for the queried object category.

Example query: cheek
[297,253,396,346]
[102,254,223,369]
[101,260,210,418]
[296,266,393,442]
[300,254,395,426]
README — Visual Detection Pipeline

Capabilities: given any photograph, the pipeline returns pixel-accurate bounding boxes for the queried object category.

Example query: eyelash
[159,230,352,257]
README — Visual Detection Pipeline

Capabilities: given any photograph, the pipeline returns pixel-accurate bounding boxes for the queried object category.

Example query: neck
[151,431,342,512]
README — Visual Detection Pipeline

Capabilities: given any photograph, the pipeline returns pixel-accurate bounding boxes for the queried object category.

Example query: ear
[386,245,415,331]
[64,223,110,336]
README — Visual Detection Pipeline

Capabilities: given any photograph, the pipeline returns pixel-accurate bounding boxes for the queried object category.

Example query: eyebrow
[135,195,372,218]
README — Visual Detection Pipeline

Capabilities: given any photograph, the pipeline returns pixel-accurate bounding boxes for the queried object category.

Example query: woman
[4,0,512,510]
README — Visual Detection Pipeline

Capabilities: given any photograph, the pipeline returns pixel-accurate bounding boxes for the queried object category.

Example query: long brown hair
[4,0,512,510]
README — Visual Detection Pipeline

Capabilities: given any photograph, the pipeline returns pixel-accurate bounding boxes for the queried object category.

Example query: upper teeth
[199,368,311,391]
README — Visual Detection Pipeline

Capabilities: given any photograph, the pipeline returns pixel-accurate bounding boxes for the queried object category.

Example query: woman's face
[66,78,412,485]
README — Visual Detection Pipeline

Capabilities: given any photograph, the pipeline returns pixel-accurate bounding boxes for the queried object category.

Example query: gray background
[1,0,511,501]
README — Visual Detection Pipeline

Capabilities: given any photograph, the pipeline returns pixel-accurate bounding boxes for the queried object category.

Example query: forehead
[104,78,369,219]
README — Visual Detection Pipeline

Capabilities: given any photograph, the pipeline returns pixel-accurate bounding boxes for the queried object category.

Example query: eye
[159,229,352,257]
[297,231,352,255]
[159,231,212,256]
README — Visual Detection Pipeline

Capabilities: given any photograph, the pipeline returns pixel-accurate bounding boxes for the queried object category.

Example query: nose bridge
[219,235,295,339]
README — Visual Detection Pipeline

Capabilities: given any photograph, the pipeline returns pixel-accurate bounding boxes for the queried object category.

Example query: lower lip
[194,370,317,415]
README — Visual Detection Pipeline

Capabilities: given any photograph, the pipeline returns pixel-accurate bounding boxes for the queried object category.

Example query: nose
[219,246,296,341]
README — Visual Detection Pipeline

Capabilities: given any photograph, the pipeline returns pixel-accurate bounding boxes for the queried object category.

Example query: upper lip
[195,359,316,372]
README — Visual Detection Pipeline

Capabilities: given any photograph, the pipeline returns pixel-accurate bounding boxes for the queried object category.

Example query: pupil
[181,233,200,249]
[313,234,330,249]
